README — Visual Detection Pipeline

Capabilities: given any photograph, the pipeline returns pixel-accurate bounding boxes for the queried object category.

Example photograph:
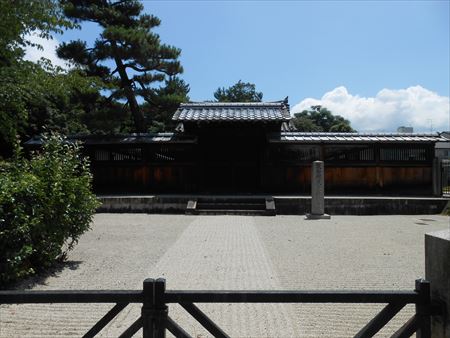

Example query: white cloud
[292,86,450,132]
[23,32,69,69]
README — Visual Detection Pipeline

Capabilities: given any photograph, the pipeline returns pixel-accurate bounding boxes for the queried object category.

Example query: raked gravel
[0,214,448,337]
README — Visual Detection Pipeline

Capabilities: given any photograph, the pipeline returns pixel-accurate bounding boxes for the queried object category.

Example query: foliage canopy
[214,80,263,102]
[0,0,74,65]
[0,0,190,157]
[0,0,104,156]
[292,105,354,132]
[57,0,187,132]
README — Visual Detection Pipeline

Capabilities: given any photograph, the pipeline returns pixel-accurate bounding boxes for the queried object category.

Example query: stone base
[305,213,331,220]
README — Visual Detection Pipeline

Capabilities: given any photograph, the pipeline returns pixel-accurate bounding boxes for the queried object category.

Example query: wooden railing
[0,278,439,338]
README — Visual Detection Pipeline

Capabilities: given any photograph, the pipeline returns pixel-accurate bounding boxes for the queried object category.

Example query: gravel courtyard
[1,214,448,337]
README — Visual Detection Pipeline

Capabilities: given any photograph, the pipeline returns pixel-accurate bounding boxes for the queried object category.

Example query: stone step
[197,198,267,203]
[195,209,270,216]
[186,197,276,216]
[197,202,266,210]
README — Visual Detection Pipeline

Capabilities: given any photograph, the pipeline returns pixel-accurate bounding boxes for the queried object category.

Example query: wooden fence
[0,278,440,338]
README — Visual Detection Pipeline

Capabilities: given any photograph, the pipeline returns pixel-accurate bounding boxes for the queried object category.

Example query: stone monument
[306,161,330,219]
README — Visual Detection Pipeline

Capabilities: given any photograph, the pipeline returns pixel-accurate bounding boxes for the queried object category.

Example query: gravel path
[0,214,448,337]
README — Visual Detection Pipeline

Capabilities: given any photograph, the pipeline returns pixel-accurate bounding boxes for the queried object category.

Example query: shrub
[0,134,100,287]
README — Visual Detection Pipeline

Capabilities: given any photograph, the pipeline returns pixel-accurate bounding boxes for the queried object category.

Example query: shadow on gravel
[9,260,83,290]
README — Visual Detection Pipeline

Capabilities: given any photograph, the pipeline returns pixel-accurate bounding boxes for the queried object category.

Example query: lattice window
[379,147,429,161]
[270,145,320,163]
[94,149,110,161]
[325,146,375,162]
[94,148,143,161]
[154,146,175,162]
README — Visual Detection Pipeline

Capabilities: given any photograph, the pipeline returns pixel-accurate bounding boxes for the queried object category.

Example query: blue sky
[26,0,450,132]
[145,1,449,102]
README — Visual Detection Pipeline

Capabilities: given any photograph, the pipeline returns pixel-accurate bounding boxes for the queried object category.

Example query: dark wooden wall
[262,143,434,195]
[261,165,432,195]
[86,141,435,196]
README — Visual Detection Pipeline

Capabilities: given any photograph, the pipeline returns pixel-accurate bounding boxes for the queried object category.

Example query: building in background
[436,132,450,160]
[397,126,414,133]
[26,100,450,196]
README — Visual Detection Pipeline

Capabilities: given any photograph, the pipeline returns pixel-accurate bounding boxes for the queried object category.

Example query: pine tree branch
[111,0,129,7]
[124,63,149,72]
[134,78,147,91]
[154,67,175,76]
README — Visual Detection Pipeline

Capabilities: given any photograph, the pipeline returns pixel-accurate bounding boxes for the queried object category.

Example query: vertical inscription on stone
[311,161,325,215]
[306,160,330,219]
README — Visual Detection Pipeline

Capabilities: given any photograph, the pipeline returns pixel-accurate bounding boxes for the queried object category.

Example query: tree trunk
[112,45,146,133]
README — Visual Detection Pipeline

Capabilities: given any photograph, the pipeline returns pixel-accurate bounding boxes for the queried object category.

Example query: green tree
[0,57,109,157]
[57,0,184,133]
[24,62,116,137]
[292,105,354,132]
[0,0,80,156]
[0,0,74,65]
[214,80,263,102]
[144,77,190,132]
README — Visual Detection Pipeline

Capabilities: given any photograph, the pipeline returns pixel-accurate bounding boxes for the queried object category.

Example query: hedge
[0,134,100,287]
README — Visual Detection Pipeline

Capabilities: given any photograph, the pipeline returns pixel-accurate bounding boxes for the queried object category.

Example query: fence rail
[0,290,420,304]
[0,278,438,338]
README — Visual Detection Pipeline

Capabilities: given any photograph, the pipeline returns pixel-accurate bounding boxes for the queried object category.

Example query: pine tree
[144,77,190,132]
[57,0,183,132]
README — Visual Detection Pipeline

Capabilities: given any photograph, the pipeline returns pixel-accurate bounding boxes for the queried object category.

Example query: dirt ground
[1,214,448,337]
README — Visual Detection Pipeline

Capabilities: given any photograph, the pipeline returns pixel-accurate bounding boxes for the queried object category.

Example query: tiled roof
[25,132,449,147]
[172,101,291,122]
[25,133,197,145]
[269,132,449,143]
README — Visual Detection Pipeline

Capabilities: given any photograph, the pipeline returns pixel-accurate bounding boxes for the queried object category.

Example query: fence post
[142,278,155,338]
[154,278,168,338]
[415,279,431,338]
[142,278,168,338]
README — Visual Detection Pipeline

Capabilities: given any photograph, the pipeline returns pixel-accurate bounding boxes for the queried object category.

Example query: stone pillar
[425,229,450,337]
[306,161,330,219]
[432,158,441,196]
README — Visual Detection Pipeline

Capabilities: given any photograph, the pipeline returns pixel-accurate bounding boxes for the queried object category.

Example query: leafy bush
[0,134,100,286]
